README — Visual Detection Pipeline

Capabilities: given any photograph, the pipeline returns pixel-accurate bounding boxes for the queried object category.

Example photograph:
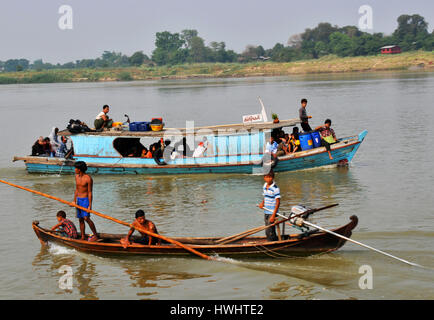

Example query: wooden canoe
[32,216,358,258]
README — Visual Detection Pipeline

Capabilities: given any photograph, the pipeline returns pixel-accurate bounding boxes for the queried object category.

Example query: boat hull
[32,216,358,257]
[17,131,367,175]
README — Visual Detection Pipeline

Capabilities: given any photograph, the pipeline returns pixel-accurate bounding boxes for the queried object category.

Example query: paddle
[0,179,212,261]
[262,206,423,268]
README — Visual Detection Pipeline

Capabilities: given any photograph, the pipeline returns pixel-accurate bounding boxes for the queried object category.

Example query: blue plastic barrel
[129,122,139,131]
[142,122,150,131]
[137,122,146,131]
[310,131,322,148]
[299,132,313,151]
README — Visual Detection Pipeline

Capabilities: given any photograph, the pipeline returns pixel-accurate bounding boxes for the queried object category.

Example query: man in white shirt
[94,105,113,130]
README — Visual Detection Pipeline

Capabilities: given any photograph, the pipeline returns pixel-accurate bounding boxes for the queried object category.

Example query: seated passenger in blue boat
[276,133,291,157]
[315,119,337,160]
[289,127,301,153]
[94,105,113,130]
[265,135,279,158]
[51,210,78,239]
[31,136,48,156]
[121,210,161,247]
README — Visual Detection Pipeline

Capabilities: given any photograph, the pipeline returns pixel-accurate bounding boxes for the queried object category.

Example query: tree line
[1,14,432,72]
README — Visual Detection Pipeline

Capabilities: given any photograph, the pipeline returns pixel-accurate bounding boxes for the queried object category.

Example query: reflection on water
[32,246,99,299]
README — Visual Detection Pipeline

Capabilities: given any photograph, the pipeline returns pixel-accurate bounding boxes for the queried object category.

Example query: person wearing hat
[121,210,160,247]
[74,161,99,241]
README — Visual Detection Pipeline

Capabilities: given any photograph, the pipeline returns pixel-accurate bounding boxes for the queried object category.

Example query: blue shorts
[76,197,90,219]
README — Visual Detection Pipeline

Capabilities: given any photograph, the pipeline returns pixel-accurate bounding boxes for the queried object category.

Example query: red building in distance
[380,45,402,54]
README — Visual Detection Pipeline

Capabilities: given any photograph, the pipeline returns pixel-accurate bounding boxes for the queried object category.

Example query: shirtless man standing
[74,161,98,240]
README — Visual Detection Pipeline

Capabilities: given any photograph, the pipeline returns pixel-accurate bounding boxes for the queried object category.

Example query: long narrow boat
[32,216,358,257]
[14,118,367,175]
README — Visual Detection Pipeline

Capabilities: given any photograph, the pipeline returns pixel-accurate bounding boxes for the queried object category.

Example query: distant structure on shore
[380,45,402,54]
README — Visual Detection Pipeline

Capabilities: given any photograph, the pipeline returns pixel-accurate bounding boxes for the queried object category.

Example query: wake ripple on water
[47,242,77,256]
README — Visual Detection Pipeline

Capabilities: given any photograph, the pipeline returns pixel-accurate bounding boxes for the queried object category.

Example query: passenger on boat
[127,145,140,157]
[48,127,61,153]
[151,139,168,165]
[43,137,55,156]
[289,127,301,153]
[55,136,69,158]
[192,140,207,158]
[265,135,279,158]
[258,170,280,241]
[276,134,290,157]
[315,119,337,160]
[31,136,48,156]
[141,147,152,158]
[299,98,312,132]
[121,210,161,247]
[74,161,99,241]
[51,210,78,239]
[94,105,113,130]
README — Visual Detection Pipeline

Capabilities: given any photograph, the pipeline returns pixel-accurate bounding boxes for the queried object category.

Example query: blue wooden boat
[13,118,367,175]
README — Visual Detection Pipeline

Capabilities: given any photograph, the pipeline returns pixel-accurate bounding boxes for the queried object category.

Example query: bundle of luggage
[67,119,94,134]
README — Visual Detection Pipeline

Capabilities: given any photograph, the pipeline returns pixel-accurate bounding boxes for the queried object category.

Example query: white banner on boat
[242,113,264,124]
[242,97,269,124]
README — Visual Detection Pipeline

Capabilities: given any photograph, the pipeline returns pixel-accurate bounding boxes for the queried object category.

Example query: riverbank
[0,51,433,85]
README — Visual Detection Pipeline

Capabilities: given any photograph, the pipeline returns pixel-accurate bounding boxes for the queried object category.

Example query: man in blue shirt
[258,170,280,241]
[265,135,278,156]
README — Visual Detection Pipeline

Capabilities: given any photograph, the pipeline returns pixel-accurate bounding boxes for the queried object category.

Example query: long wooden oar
[0,179,212,260]
[216,225,265,244]
[262,208,423,268]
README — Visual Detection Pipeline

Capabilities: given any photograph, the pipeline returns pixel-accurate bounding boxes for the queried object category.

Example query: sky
[0,0,433,63]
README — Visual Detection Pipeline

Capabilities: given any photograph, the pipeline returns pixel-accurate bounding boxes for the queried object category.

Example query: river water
[0,72,433,300]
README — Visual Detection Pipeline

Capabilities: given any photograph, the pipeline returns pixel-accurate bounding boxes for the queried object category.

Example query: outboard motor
[281,205,311,236]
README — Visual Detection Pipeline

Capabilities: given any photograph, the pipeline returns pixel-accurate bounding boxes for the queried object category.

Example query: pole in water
[301,219,423,268]
[270,209,423,268]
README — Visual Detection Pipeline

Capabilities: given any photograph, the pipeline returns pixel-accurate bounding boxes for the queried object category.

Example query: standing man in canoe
[74,161,99,241]
[258,170,280,241]
[299,98,312,132]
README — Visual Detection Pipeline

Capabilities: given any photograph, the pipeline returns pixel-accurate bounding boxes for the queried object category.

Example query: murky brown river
[0,72,433,299]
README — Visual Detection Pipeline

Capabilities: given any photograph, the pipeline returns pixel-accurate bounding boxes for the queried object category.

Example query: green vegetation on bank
[0,51,432,85]
[0,13,433,84]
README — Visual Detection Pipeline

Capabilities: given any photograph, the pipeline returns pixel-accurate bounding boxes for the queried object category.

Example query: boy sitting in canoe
[51,210,78,239]
[258,170,280,241]
[121,210,161,247]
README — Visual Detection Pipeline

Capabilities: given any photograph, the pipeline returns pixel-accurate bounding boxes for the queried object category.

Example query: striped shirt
[263,182,281,214]
[60,219,78,239]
